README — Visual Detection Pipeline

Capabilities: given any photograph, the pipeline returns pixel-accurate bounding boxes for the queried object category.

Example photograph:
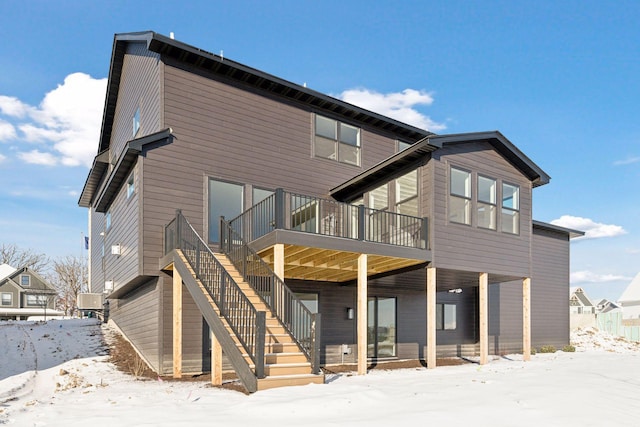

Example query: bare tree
[0,243,49,273]
[48,255,87,317]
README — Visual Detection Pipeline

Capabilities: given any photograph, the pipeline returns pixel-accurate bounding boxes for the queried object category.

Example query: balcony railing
[229,189,428,249]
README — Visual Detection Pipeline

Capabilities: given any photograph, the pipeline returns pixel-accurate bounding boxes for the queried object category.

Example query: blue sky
[0,0,638,301]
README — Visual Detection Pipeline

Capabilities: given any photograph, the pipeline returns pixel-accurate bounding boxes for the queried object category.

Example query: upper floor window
[449,167,471,225]
[396,170,418,216]
[477,175,497,230]
[397,141,412,152]
[314,115,361,166]
[20,275,30,287]
[501,183,520,234]
[1,292,12,306]
[369,183,388,211]
[133,108,140,137]
[127,172,135,198]
[106,210,112,230]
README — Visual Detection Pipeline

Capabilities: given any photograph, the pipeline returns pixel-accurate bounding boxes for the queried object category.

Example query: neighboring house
[569,287,596,314]
[78,31,582,392]
[0,264,62,320]
[595,298,621,314]
[619,273,640,320]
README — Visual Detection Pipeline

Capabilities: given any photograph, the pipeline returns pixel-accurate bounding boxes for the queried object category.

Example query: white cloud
[0,153,6,163]
[613,156,640,166]
[550,215,627,239]
[0,95,31,118]
[571,270,630,284]
[336,88,446,132]
[1,73,107,167]
[0,119,16,141]
[18,149,58,166]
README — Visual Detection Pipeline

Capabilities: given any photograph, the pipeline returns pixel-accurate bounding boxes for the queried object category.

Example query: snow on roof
[0,263,17,281]
[619,272,640,302]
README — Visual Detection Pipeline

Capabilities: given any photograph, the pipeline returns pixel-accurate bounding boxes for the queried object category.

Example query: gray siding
[140,59,399,276]
[110,278,162,370]
[531,227,570,348]
[431,142,532,277]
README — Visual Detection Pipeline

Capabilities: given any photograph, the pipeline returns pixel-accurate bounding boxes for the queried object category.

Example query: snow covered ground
[1,320,639,426]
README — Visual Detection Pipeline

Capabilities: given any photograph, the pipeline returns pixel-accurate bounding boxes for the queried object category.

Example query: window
[314,115,361,166]
[252,188,274,205]
[398,141,412,152]
[127,173,135,198]
[1,293,12,306]
[20,275,30,287]
[369,184,388,211]
[208,179,244,243]
[395,170,418,217]
[132,108,140,137]
[477,175,497,230]
[294,293,318,314]
[105,210,111,230]
[26,294,48,307]
[436,303,457,330]
[449,167,471,225]
[501,183,520,234]
[367,297,396,358]
[368,184,389,241]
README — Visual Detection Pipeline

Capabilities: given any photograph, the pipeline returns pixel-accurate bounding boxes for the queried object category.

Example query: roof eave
[532,220,585,239]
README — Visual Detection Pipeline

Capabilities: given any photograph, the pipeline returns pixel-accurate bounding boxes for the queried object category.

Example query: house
[78,31,582,392]
[0,264,62,320]
[569,287,596,314]
[595,298,621,314]
[619,273,640,320]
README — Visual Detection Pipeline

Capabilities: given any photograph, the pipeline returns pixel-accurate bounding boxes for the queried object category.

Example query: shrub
[562,344,576,352]
[538,345,556,353]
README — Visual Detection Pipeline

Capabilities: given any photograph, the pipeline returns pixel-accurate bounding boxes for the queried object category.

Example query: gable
[6,267,56,292]
[619,272,640,302]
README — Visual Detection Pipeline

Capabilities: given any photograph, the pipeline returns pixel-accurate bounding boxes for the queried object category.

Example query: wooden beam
[211,330,222,386]
[426,266,437,369]
[273,243,285,281]
[523,277,531,361]
[173,267,183,378]
[357,253,368,376]
[479,272,488,365]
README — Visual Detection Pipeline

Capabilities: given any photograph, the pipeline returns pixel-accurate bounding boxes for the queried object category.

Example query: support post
[273,244,285,280]
[173,267,183,378]
[211,331,222,386]
[523,277,531,361]
[426,266,437,369]
[357,253,368,375]
[479,272,488,365]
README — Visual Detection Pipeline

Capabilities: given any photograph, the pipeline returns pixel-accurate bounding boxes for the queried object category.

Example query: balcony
[227,189,431,282]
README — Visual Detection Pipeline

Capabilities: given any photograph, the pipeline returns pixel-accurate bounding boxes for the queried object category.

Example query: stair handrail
[165,211,266,378]
[220,216,321,375]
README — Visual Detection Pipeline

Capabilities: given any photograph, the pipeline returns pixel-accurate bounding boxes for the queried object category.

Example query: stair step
[265,352,308,364]
[265,363,312,376]
[257,374,324,391]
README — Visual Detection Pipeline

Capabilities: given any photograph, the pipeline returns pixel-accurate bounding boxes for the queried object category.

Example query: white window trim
[1,292,12,306]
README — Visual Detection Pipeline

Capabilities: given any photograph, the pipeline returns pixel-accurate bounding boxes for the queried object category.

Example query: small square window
[314,114,361,166]
[20,275,30,287]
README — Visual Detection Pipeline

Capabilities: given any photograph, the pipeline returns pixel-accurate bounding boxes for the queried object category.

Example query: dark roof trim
[95,31,431,157]
[330,139,437,201]
[331,131,550,201]
[78,150,110,207]
[533,220,584,239]
[427,131,551,187]
[93,128,173,213]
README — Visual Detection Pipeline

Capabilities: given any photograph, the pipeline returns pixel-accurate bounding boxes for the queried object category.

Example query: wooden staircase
[214,254,324,391]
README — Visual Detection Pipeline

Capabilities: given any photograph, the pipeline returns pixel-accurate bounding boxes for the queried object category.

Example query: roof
[80,30,433,209]
[331,131,551,201]
[532,220,584,239]
[619,272,640,303]
[570,287,594,307]
[0,266,57,293]
[0,263,16,281]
